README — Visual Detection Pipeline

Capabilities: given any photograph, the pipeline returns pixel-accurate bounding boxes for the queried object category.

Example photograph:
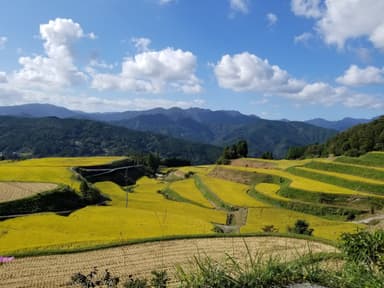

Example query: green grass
[305,161,384,181]
[288,166,384,196]
[248,182,364,220]
[336,152,384,168]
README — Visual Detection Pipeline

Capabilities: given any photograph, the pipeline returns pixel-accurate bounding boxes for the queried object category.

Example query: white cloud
[0,72,7,83]
[214,52,384,109]
[336,65,384,86]
[0,84,204,112]
[229,0,249,14]
[294,32,313,44]
[266,13,278,26]
[132,37,151,52]
[91,47,202,94]
[13,18,89,89]
[291,0,322,18]
[214,52,305,94]
[0,36,7,49]
[294,0,384,50]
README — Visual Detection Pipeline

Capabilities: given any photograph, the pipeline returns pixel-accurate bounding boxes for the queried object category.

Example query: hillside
[306,117,371,131]
[0,116,221,164]
[289,116,384,159]
[327,116,384,156]
[108,108,336,158]
[0,104,337,158]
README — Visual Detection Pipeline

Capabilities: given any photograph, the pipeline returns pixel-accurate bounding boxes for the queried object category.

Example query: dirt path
[354,214,384,224]
[0,237,336,288]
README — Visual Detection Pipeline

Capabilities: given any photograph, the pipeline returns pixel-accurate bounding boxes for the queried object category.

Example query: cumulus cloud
[292,0,384,50]
[13,18,90,89]
[229,0,249,14]
[291,0,322,18]
[336,65,384,86]
[91,47,202,94]
[214,52,305,94]
[266,13,278,26]
[214,52,384,109]
[0,36,7,49]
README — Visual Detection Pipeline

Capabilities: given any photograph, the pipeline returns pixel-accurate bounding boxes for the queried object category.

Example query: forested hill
[0,116,221,164]
[327,115,384,157]
[0,104,338,158]
[287,116,384,159]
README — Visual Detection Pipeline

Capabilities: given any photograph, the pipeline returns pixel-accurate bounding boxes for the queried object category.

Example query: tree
[288,219,313,236]
[236,140,248,158]
[146,153,160,173]
[261,151,273,159]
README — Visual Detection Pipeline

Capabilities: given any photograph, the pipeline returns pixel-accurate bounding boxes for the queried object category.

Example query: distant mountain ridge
[0,103,341,158]
[0,116,221,164]
[305,117,371,131]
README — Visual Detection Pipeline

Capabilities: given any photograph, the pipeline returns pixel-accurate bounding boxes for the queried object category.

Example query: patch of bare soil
[208,166,258,185]
[0,237,337,287]
[0,182,57,203]
[231,159,276,169]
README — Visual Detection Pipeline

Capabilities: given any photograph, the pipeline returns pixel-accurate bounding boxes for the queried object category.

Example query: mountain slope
[0,116,221,164]
[306,117,371,131]
[113,109,337,158]
[0,103,84,118]
[0,104,338,159]
[326,116,384,156]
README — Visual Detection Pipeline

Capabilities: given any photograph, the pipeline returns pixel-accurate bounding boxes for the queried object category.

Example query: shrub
[288,219,314,236]
[71,267,119,287]
[340,230,384,272]
[123,275,148,288]
[261,225,279,233]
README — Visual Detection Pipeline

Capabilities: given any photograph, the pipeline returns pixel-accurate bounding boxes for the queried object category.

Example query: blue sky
[0,0,383,120]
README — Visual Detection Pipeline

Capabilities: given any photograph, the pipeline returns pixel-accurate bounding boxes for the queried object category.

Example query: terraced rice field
[198,175,267,207]
[0,153,384,274]
[0,157,123,189]
[169,178,214,208]
[0,182,57,203]
[0,236,336,288]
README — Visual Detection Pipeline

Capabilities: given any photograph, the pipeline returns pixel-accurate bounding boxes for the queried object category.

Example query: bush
[123,275,148,288]
[71,267,119,287]
[288,219,314,236]
[261,225,279,233]
[340,230,384,272]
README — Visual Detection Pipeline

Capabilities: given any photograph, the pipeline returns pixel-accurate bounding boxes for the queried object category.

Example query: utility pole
[125,168,128,208]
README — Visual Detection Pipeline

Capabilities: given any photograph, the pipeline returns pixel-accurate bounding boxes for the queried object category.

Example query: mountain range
[0,103,374,159]
[0,116,221,164]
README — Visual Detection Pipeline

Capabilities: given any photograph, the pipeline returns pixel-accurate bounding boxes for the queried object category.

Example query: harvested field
[0,182,57,203]
[231,158,277,169]
[0,237,336,288]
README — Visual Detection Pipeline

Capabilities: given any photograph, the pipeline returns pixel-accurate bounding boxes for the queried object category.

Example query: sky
[0,0,383,121]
